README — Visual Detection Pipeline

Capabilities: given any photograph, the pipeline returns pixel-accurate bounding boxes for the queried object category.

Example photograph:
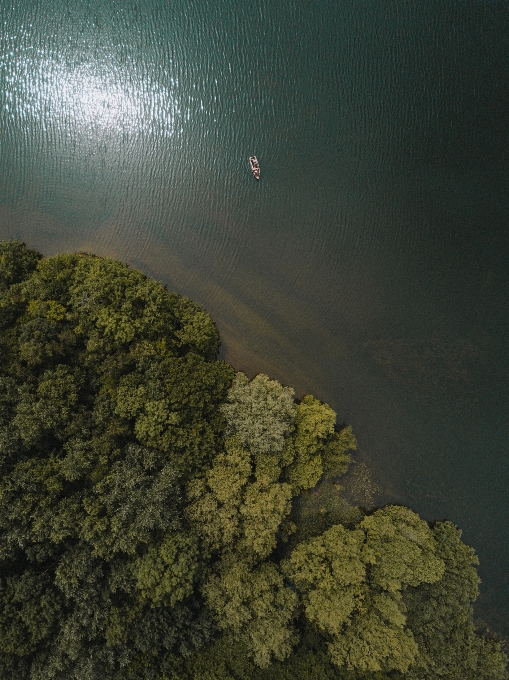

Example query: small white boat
[249,156,260,180]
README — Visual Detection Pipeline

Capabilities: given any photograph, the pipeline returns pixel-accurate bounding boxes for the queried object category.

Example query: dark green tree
[404,521,508,680]
[187,374,357,668]
[283,506,445,675]
[0,242,506,680]
[0,242,232,678]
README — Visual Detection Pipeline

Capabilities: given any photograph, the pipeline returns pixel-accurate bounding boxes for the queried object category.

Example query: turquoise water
[1,0,508,633]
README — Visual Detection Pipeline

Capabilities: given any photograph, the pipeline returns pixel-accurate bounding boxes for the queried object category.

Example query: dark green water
[1,0,508,633]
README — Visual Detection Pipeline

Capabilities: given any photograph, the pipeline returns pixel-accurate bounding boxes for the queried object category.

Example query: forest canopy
[0,241,506,680]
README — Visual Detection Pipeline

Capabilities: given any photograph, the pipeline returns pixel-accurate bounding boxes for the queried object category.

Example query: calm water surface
[1,0,508,633]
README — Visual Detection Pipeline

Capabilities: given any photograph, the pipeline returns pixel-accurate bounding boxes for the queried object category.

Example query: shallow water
[1,0,508,633]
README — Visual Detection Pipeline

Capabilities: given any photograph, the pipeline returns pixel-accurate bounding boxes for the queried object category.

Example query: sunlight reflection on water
[2,52,185,138]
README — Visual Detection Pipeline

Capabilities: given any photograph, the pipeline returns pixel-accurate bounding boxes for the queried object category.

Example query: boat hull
[249,156,260,180]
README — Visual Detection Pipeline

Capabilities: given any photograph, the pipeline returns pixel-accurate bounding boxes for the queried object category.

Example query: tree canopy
[0,241,506,679]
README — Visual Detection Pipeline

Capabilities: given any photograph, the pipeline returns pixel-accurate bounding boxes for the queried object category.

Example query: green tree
[186,435,296,666]
[221,372,296,470]
[0,241,41,292]
[219,374,355,491]
[0,242,505,680]
[284,396,356,493]
[283,506,445,675]
[0,245,232,678]
[404,521,508,680]
[188,375,429,672]
[202,557,298,668]
[321,425,357,479]
[187,437,293,561]
[166,628,396,680]
[287,479,362,549]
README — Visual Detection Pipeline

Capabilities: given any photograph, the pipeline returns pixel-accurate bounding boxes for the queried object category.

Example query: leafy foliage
[0,242,506,679]
[284,396,356,493]
[0,242,231,677]
[0,240,41,292]
[203,557,298,668]
[404,521,508,680]
[288,479,363,548]
[165,629,398,680]
[221,372,296,460]
[187,376,358,667]
[282,507,447,674]
[187,437,293,561]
